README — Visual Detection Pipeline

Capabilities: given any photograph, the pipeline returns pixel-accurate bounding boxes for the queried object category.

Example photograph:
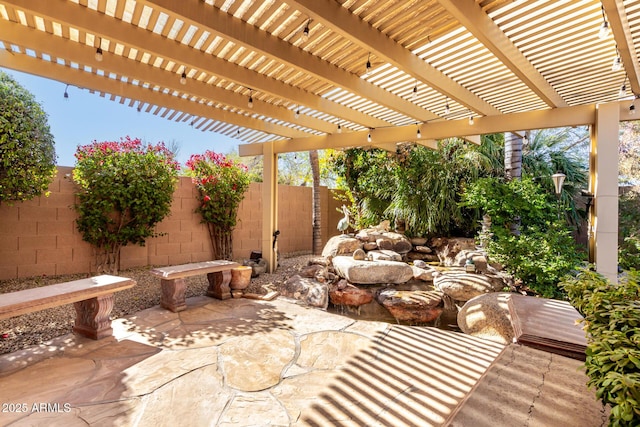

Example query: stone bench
[0,275,136,340]
[150,260,239,312]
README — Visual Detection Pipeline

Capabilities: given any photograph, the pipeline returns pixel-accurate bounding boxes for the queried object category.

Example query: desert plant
[185,150,250,260]
[73,137,179,273]
[0,71,56,205]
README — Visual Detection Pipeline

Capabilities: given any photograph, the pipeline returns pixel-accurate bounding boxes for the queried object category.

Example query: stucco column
[591,102,619,282]
[262,141,278,273]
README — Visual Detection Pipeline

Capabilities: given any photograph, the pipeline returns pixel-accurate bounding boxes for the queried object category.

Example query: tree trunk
[504,132,524,235]
[208,223,233,260]
[309,150,322,255]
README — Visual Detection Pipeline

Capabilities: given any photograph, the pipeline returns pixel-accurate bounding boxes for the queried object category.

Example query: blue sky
[2,68,238,167]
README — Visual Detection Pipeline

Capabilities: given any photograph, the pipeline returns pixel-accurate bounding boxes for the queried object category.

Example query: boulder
[332,256,413,284]
[377,288,444,323]
[414,245,432,254]
[457,292,515,344]
[322,235,363,257]
[243,258,268,277]
[368,249,402,262]
[300,264,325,279]
[433,271,503,302]
[363,242,379,251]
[280,275,328,309]
[376,238,394,250]
[410,237,428,246]
[329,285,374,307]
[353,248,367,260]
[411,265,436,281]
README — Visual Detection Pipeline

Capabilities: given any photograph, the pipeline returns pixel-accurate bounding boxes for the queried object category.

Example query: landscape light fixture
[180,66,187,85]
[598,6,610,39]
[552,172,566,195]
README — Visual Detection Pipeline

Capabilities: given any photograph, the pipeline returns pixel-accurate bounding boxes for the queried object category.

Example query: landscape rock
[434,271,503,302]
[353,248,367,260]
[321,235,363,257]
[363,242,378,251]
[368,250,402,262]
[377,288,444,323]
[411,265,436,281]
[457,292,515,344]
[243,258,268,277]
[329,285,374,307]
[280,275,328,309]
[332,256,413,284]
[410,237,428,246]
[415,245,432,253]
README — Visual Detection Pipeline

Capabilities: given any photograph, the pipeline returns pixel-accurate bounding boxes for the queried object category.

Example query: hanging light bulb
[416,125,422,139]
[612,55,622,72]
[248,90,254,108]
[444,99,450,115]
[294,107,300,119]
[599,6,610,39]
[630,102,636,115]
[468,115,474,125]
[367,130,372,143]
[302,19,310,42]
[365,53,372,76]
[95,37,103,61]
[180,66,187,85]
[337,124,342,133]
[620,84,627,98]
[63,84,69,99]
[411,83,418,100]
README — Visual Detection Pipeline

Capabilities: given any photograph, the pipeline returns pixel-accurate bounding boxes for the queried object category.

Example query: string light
[612,52,622,72]
[95,37,103,62]
[411,82,418,100]
[620,83,627,98]
[630,103,636,114]
[302,19,310,42]
[63,84,69,99]
[367,129,372,143]
[416,124,422,139]
[337,124,342,133]
[180,66,187,85]
[444,98,450,115]
[468,114,474,125]
[294,107,300,119]
[365,53,371,76]
[599,6,610,39]
[248,89,254,108]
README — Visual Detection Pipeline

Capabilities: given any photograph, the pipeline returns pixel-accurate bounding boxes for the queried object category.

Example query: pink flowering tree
[73,137,180,273]
[185,150,250,260]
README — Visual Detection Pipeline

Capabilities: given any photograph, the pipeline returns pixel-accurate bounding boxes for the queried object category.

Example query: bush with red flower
[185,150,250,260]
[73,136,180,273]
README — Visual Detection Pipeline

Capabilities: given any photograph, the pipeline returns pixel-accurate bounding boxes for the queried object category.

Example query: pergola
[1,0,636,280]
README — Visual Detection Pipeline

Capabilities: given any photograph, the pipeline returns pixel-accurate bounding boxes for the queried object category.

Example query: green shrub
[619,188,640,270]
[462,176,584,298]
[73,137,179,273]
[0,71,56,204]
[561,269,640,426]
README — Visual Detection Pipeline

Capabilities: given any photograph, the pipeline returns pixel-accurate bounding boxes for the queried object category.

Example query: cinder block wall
[0,167,344,280]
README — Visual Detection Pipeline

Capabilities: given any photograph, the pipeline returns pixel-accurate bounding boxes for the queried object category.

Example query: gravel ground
[0,254,315,356]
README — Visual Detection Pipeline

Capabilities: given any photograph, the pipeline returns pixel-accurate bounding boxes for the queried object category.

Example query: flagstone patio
[0,296,607,426]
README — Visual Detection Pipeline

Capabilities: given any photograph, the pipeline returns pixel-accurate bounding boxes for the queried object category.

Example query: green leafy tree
[0,71,56,204]
[185,150,250,260]
[73,137,179,273]
[462,176,584,298]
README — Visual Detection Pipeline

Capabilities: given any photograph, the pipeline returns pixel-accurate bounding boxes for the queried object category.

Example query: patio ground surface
[0,296,608,426]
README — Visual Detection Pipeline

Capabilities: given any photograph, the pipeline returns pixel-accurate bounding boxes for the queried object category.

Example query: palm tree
[309,150,322,255]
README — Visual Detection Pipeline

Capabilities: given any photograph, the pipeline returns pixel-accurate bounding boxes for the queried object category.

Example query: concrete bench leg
[207,270,232,300]
[161,278,187,312]
[73,294,114,340]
